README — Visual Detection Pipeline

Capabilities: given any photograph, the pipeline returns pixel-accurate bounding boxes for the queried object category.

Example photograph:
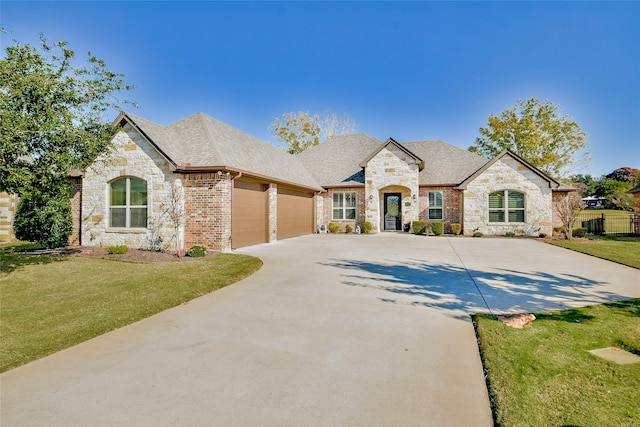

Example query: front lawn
[475,299,640,426]
[0,246,262,372]
[547,235,640,269]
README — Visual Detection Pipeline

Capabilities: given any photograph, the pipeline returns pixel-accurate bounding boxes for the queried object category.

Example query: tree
[1,35,134,247]
[605,167,638,183]
[469,98,589,178]
[271,110,357,154]
[554,191,584,240]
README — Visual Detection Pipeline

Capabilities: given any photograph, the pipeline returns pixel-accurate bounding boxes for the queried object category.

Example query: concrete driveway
[2,234,639,426]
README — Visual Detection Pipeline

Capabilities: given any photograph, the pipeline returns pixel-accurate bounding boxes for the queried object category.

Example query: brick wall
[633,192,640,234]
[320,187,366,232]
[419,186,462,234]
[183,173,232,251]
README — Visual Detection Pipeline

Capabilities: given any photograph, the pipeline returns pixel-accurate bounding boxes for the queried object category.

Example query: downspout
[229,172,243,250]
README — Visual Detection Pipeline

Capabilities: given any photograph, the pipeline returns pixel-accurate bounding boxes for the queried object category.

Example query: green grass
[0,246,262,372]
[475,299,640,427]
[548,236,640,269]
[576,209,635,235]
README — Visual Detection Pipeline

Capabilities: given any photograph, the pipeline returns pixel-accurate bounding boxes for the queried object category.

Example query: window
[489,190,524,223]
[428,191,443,220]
[110,177,148,228]
[332,192,356,220]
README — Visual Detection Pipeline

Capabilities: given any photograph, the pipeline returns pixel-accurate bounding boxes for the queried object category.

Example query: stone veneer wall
[81,126,177,249]
[320,187,366,232]
[364,145,420,232]
[0,192,17,243]
[183,173,232,251]
[418,186,463,234]
[463,156,553,236]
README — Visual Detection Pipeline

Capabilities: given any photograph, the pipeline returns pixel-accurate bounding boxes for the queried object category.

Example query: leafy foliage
[469,98,589,177]
[13,187,72,248]
[1,35,134,246]
[361,221,373,234]
[450,223,462,235]
[271,110,357,154]
[186,245,206,258]
[107,245,128,255]
[411,221,427,235]
[328,222,340,233]
[430,222,444,236]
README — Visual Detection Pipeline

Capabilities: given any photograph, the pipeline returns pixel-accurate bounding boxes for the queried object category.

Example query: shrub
[450,223,462,236]
[505,231,515,238]
[328,222,340,233]
[345,224,353,234]
[412,221,427,235]
[473,231,484,238]
[14,191,72,249]
[107,245,128,255]
[430,222,444,236]
[361,221,373,234]
[573,228,587,238]
[186,245,206,257]
[538,233,547,238]
[553,226,565,234]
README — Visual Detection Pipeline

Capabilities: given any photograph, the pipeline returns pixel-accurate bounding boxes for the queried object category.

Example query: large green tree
[1,34,134,247]
[469,98,589,178]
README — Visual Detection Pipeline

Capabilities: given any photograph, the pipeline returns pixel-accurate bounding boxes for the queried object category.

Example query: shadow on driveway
[323,257,620,318]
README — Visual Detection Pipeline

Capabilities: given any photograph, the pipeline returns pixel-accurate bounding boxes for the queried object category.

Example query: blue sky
[2,1,639,177]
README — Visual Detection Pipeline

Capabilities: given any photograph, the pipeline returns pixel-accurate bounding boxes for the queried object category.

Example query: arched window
[109,177,147,228]
[489,190,525,223]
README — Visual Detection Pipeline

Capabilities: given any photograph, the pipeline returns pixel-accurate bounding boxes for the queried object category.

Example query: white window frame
[428,191,443,220]
[332,191,357,220]
[488,190,525,223]
[109,177,148,228]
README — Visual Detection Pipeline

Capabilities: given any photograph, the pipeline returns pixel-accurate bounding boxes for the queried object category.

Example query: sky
[2,1,639,177]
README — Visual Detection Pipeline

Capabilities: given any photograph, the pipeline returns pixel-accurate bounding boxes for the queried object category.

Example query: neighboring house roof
[628,184,640,194]
[118,112,323,191]
[457,150,563,190]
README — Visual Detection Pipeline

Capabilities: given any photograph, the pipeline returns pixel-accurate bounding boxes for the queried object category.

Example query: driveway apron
[3,234,638,426]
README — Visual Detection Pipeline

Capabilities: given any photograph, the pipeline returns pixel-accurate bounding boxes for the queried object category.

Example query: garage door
[232,179,268,249]
[277,187,314,240]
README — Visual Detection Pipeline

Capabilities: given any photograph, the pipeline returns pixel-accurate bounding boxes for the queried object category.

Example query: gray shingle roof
[297,135,488,187]
[296,134,383,186]
[122,112,322,191]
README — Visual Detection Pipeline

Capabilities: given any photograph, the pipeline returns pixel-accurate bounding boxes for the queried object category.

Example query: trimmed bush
[450,223,462,236]
[361,221,373,234]
[107,245,128,255]
[412,221,427,235]
[573,228,587,238]
[328,222,340,233]
[186,245,206,257]
[473,231,484,238]
[505,231,515,238]
[345,224,353,234]
[538,233,547,238]
[553,226,565,234]
[430,222,444,236]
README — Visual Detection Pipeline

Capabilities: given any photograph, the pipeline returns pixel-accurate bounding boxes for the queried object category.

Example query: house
[629,184,640,234]
[73,111,573,251]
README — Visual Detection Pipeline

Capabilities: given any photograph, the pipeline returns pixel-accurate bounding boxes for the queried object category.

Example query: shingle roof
[121,112,322,191]
[297,135,488,187]
[296,134,383,186]
[629,184,640,194]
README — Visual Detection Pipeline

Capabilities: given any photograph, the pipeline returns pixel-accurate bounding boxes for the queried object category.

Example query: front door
[383,193,402,231]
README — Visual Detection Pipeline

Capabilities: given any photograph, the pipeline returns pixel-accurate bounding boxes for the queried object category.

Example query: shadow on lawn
[0,248,78,274]
[322,258,624,319]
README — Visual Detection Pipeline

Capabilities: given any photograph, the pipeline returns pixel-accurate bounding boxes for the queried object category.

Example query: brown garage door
[232,179,268,249]
[277,187,314,240]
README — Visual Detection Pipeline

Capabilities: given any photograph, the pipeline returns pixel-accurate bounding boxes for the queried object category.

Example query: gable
[360,138,424,169]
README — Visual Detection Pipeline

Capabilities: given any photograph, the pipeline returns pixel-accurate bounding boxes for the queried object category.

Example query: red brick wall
[419,186,462,234]
[552,191,568,229]
[633,192,640,234]
[68,177,82,245]
[183,173,232,251]
[321,187,366,232]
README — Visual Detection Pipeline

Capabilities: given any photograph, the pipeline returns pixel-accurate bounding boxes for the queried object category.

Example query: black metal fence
[576,211,637,236]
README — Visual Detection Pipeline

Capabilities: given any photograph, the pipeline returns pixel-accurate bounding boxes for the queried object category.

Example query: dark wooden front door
[383,193,402,231]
